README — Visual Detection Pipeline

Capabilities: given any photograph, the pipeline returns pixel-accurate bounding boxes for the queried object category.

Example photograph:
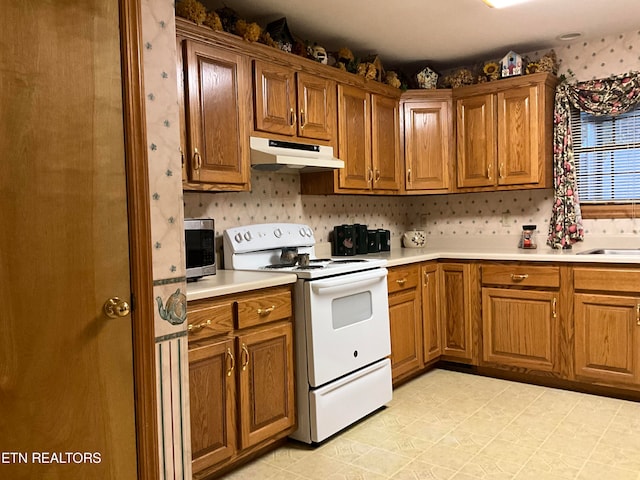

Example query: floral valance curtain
[547,71,640,249]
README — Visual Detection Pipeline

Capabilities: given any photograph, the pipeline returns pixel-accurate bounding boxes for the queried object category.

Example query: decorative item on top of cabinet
[573,267,640,388]
[187,285,295,479]
[253,59,337,142]
[178,36,251,192]
[481,263,561,374]
[454,72,558,192]
[401,90,453,193]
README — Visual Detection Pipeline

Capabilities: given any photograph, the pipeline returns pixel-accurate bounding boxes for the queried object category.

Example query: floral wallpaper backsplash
[185,28,640,252]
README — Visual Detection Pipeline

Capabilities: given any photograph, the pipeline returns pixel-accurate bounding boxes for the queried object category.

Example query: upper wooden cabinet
[454,73,557,191]
[178,37,251,192]
[253,60,336,142]
[402,91,453,193]
[335,84,401,193]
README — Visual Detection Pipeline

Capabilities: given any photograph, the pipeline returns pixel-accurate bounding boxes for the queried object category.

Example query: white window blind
[571,106,640,203]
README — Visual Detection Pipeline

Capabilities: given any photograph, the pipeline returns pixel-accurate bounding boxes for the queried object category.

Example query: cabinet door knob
[374,170,381,182]
[290,107,297,126]
[499,162,505,179]
[193,148,202,170]
[226,348,235,377]
[552,298,557,319]
[241,344,249,371]
[487,163,492,180]
[104,297,130,318]
[300,109,306,128]
[407,168,412,183]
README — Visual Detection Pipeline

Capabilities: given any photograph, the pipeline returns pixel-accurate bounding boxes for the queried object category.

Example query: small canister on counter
[354,224,369,254]
[333,224,356,255]
[518,225,537,249]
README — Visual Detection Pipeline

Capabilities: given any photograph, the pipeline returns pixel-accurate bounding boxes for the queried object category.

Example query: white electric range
[223,223,392,443]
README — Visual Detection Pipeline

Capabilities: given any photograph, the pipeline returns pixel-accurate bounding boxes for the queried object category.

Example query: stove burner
[330,259,368,264]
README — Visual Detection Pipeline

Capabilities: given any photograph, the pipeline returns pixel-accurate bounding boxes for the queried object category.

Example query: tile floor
[225,369,640,480]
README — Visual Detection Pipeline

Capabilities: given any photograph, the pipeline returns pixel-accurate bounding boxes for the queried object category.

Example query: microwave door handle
[310,268,387,295]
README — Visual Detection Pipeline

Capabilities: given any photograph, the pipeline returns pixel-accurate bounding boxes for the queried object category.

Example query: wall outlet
[420,214,429,227]
[501,211,511,227]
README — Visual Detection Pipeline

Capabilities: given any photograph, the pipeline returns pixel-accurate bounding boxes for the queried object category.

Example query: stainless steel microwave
[185,218,216,281]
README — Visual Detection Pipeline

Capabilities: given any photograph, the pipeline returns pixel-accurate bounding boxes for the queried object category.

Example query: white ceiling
[202,0,640,70]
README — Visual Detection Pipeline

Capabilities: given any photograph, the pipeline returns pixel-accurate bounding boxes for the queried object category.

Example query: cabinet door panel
[253,61,295,136]
[371,94,401,191]
[422,264,441,363]
[389,289,422,380]
[440,263,473,362]
[404,100,451,191]
[237,322,295,449]
[189,338,236,474]
[482,288,556,371]
[297,72,336,141]
[456,94,496,188]
[575,293,640,385]
[497,85,539,185]
[337,84,371,190]
[184,40,249,185]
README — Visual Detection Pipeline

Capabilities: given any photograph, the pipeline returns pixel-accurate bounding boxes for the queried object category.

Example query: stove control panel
[224,223,315,253]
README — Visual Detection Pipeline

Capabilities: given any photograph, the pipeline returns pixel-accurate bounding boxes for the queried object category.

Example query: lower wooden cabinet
[387,264,423,381]
[187,286,296,479]
[573,267,640,387]
[440,263,477,364]
[421,263,441,363]
[481,264,560,373]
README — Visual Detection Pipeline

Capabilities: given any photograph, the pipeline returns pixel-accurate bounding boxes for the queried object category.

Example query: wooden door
[253,60,296,136]
[337,84,371,190]
[404,100,452,191]
[574,294,640,385]
[0,1,142,478]
[440,263,474,362]
[371,94,401,191]
[482,288,557,371]
[497,85,539,185]
[237,322,295,449]
[456,94,496,188]
[189,339,236,475]
[388,266,422,380]
[183,40,250,187]
[296,72,336,141]
[422,263,441,363]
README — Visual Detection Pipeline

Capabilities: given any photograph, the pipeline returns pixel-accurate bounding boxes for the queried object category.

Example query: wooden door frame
[120,0,159,479]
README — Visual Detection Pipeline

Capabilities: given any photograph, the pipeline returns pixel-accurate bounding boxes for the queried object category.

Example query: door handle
[104,297,130,318]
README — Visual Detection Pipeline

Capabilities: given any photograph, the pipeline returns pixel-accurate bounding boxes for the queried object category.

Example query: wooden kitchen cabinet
[422,263,441,363]
[253,60,336,141]
[481,264,560,373]
[387,264,423,381]
[187,285,296,479]
[439,262,478,364]
[454,72,557,191]
[402,91,454,193]
[573,268,640,387]
[335,84,401,193]
[178,37,251,192]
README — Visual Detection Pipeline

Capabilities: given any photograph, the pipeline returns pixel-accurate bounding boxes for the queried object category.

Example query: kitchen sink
[578,248,640,255]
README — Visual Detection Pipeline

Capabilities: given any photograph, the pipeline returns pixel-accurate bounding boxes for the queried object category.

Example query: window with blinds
[571,106,640,203]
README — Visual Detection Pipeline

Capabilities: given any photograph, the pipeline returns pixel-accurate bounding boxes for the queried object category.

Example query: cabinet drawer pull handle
[300,109,306,128]
[179,146,185,168]
[367,168,374,182]
[241,344,249,371]
[407,168,412,183]
[636,303,640,326]
[193,148,202,170]
[226,348,235,377]
[188,319,211,332]
[487,163,492,180]
[290,108,296,126]
[257,305,276,316]
[396,278,407,286]
[499,162,505,179]
[510,274,529,281]
[374,170,381,182]
[552,298,557,319]
[423,271,429,287]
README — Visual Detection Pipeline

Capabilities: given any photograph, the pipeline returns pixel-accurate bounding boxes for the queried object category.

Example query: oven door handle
[311,268,387,295]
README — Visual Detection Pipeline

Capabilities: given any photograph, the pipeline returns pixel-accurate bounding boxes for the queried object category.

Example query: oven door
[303,267,390,387]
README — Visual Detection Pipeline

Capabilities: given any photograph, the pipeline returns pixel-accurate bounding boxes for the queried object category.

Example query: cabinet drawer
[387,265,420,294]
[574,268,640,293]
[236,289,292,329]
[187,300,234,341]
[481,264,559,288]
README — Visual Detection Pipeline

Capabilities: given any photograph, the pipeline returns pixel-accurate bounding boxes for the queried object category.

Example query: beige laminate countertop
[186,270,297,301]
[188,235,640,300]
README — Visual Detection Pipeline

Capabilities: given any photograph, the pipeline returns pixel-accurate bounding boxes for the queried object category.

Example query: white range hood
[250,136,344,173]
